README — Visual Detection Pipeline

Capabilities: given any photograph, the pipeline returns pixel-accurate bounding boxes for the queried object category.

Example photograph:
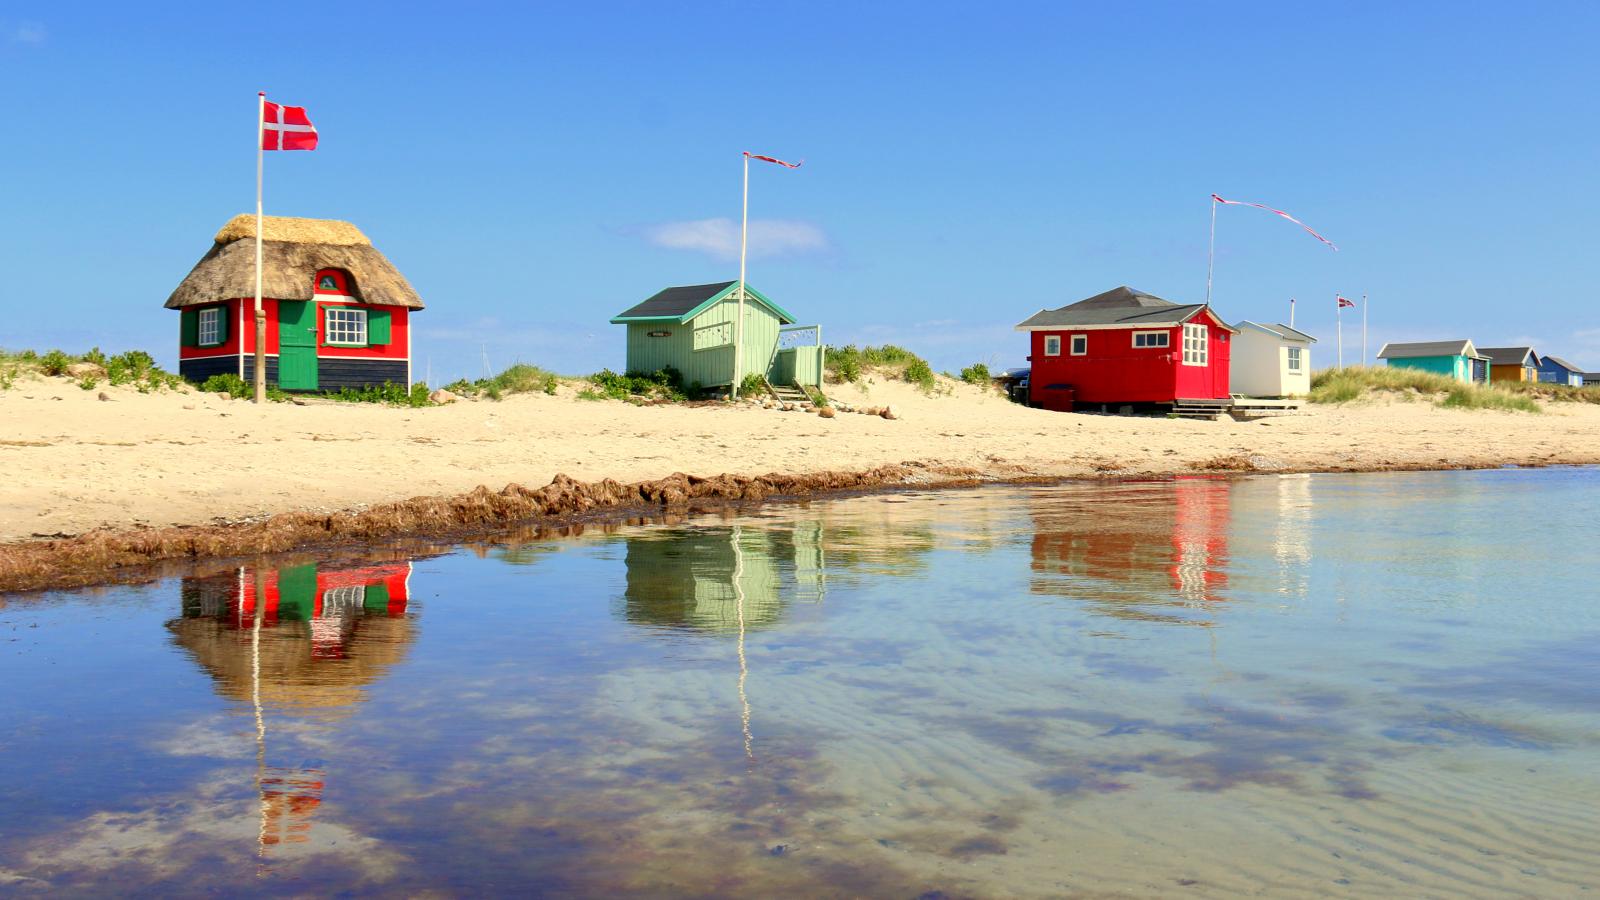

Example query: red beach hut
[1015,286,1235,412]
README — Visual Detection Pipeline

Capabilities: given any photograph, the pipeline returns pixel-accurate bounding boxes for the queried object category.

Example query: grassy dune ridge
[1306,366,1600,412]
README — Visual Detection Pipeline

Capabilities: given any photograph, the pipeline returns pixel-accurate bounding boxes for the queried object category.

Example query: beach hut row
[1376,341,1587,386]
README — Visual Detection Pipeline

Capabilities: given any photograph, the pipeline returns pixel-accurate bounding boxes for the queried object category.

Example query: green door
[278,301,318,390]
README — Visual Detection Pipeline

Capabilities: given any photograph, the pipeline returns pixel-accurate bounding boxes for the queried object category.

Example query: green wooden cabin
[1376,339,1491,383]
[610,281,823,391]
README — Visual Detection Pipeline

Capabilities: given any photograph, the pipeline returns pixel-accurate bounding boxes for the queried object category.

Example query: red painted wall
[1027,310,1231,406]
[177,298,409,360]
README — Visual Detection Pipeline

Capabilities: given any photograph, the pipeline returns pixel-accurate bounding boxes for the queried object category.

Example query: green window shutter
[363,582,390,613]
[367,308,392,346]
[213,306,229,345]
[180,309,199,347]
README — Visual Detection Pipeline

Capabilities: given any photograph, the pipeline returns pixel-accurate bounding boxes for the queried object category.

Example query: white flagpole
[1337,297,1344,369]
[733,153,749,400]
[253,92,267,405]
[1362,292,1368,367]
[1289,297,1296,329]
[1205,196,1217,305]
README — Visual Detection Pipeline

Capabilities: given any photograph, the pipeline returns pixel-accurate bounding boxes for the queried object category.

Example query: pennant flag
[1338,295,1356,308]
[1211,194,1336,251]
[744,151,802,168]
[262,101,318,151]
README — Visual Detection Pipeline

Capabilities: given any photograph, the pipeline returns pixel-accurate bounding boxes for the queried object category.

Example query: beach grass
[1,346,186,393]
[825,344,937,391]
[1311,366,1541,412]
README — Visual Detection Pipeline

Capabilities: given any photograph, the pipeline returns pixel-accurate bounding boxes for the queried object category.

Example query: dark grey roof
[614,281,736,320]
[1541,355,1582,372]
[1016,285,1207,329]
[1478,346,1538,366]
[1377,340,1479,359]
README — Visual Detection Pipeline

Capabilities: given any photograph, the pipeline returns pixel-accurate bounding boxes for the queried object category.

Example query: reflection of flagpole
[251,566,269,865]
[731,525,753,760]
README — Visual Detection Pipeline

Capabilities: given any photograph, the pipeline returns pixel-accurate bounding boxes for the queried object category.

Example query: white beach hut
[1230,321,1316,398]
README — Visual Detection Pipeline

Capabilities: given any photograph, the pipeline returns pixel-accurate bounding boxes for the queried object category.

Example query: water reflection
[616,523,826,632]
[1029,478,1232,624]
[167,559,415,864]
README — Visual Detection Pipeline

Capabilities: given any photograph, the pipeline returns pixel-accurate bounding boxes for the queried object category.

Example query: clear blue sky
[3,2,1597,380]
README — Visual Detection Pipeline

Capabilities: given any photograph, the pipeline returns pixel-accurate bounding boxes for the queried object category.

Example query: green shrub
[826,344,936,389]
[440,363,562,400]
[739,373,767,398]
[39,350,72,376]
[331,381,435,407]
[903,358,935,390]
[959,362,991,385]
[590,367,687,402]
[77,375,99,391]
[201,373,251,399]
[82,347,107,366]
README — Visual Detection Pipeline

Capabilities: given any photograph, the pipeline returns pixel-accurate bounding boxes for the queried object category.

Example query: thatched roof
[165,214,424,310]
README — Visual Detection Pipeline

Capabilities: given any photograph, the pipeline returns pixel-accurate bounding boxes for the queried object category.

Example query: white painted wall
[1231,327,1313,397]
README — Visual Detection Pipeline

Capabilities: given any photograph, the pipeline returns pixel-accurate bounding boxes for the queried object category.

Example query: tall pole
[733,153,750,399]
[1337,296,1344,369]
[1289,297,1296,329]
[1205,196,1217,305]
[1362,292,1368,367]
[253,92,267,405]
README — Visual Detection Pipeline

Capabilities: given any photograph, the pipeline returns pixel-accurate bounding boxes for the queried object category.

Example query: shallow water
[2,469,1598,897]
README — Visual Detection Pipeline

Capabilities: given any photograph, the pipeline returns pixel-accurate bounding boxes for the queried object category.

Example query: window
[315,270,348,294]
[1070,334,1087,356]
[1133,331,1170,349]
[325,307,368,346]
[693,322,732,350]
[1287,347,1303,372]
[197,307,221,346]
[1182,323,1209,366]
[1044,335,1062,356]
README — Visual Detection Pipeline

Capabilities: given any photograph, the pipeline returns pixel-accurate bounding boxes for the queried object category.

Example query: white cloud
[639,217,828,261]
[11,21,45,43]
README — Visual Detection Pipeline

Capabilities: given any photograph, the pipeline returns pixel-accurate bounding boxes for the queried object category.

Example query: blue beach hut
[1536,355,1586,387]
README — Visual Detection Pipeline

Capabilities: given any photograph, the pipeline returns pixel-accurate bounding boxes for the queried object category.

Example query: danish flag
[261,98,318,151]
[1338,295,1356,308]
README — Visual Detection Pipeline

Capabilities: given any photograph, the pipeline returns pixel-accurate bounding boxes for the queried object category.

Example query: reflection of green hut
[619,525,825,632]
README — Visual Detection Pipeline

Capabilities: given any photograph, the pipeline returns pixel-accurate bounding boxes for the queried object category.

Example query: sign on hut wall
[647,330,672,338]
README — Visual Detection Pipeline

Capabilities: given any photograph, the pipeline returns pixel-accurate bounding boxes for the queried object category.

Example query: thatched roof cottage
[166,215,424,391]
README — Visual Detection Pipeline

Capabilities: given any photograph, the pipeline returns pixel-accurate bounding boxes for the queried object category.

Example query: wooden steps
[765,379,813,406]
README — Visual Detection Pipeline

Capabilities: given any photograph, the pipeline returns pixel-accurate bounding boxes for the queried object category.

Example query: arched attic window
[314,269,351,295]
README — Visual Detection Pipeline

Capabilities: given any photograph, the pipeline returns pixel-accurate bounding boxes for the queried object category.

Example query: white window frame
[198,307,221,346]
[1044,335,1062,357]
[1182,323,1209,367]
[1069,334,1087,356]
[324,307,368,347]
[1132,330,1170,349]
[1287,347,1303,372]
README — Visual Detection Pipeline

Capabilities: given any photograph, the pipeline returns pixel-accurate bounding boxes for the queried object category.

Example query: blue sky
[2,2,1597,380]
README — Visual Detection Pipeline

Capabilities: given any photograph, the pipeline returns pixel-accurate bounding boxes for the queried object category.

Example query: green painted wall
[624,296,782,388]
[1385,355,1482,383]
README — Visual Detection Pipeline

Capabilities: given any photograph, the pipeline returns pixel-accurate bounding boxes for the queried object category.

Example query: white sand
[2,372,1598,543]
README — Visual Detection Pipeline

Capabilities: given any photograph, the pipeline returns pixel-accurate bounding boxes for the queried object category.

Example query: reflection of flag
[743,151,802,168]
[1211,193,1337,250]
[262,101,318,151]
[1338,296,1356,308]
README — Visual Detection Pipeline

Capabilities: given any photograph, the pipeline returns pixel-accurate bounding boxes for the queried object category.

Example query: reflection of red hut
[260,768,326,848]
[1029,480,1232,619]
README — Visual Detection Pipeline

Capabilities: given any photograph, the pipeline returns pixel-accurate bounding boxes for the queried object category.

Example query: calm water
[2,469,1598,897]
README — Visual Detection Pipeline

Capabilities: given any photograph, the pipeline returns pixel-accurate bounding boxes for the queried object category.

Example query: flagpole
[1337,296,1344,369]
[1362,292,1368,367]
[1205,196,1217,305]
[253,92,267,405]
[733,152,749,400]
[1289,297,1295,329]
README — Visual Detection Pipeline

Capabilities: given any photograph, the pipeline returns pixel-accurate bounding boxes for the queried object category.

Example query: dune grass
[1311,366,1541,413]
[443,363,562,400]
[1,347,186,393]
[825,344,937,390]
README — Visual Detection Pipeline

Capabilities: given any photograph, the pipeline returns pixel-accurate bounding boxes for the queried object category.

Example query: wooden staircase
[1171,398,1235,421]
[764,378,813,406]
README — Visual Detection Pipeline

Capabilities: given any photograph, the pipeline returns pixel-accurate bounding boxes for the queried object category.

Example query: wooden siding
[182,356,408,392]
[1386,355,1482,383]
[1489,363,1537,383]
[770,346,823,387]
[624,296,782,388]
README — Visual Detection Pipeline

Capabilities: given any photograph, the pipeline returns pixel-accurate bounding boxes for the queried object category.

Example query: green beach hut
[1377,339,1491,383]
[610,281,824,393]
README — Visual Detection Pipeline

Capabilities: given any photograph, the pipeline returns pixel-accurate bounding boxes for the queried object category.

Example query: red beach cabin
[165,215,424,391]
[1015,286,1235,411]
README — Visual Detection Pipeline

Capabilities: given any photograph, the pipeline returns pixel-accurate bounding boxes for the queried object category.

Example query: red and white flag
[262,100,318,151]
[1338,295,1356,308]
[744,151,802,168]
[1212,194,1336,251]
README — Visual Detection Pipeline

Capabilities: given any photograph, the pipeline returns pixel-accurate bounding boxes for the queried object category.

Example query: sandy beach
[4,371,1599,551]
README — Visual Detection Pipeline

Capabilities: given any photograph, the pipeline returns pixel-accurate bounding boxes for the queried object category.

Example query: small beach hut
[1014,286,1235,411]
[166,215,424,391]
[1229,321,1317,398]
[1376,340,1490,383]
[1479,347,1541,383]
[1536,355,1586,387]
[609,281,824,392]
